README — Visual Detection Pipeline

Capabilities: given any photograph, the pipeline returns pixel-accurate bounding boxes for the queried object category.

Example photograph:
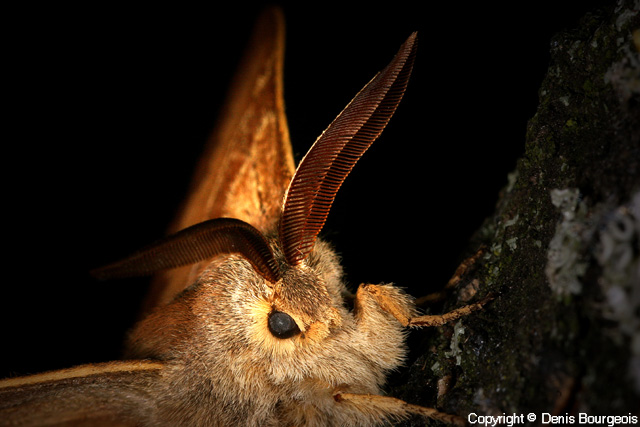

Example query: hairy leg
[334,392,466,426]
[362,284,494,327]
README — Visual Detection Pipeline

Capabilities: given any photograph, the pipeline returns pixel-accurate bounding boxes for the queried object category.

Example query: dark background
[3,1,607,378]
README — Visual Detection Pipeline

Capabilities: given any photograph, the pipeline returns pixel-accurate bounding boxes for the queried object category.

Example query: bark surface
[393,1,640,424]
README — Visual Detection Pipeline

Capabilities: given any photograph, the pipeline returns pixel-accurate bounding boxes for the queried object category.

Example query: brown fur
[120,239,415,426]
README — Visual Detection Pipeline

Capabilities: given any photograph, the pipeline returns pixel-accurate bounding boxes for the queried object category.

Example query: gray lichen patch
[444,320,466,366]
[545,188,591,296]
[546,186,640,389]
[595,190,640,392]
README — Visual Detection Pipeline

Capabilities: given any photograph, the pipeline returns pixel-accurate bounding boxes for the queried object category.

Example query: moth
[1,8,492,426]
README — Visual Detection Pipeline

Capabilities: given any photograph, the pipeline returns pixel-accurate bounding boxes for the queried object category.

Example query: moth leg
[362,284,494,328]
[357,284,416,326]
[334,392,466,426]
[407,293,495,327]
[415,246,486,306]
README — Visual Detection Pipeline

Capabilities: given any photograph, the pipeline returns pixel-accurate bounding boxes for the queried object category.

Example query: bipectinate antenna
[279,32,417,266]
[91,218,281,284]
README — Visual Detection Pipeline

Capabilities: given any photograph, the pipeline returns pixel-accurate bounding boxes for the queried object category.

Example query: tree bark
[394,1,640,424]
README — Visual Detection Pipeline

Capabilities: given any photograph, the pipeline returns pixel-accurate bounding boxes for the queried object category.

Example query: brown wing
[143,7,295,311]
[0,360,165,426]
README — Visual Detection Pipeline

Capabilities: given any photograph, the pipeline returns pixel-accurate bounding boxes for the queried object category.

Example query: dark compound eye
[268,311,300,339]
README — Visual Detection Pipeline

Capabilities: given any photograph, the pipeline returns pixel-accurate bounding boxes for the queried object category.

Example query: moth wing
[144,7,295,311]
[0,360,165,426]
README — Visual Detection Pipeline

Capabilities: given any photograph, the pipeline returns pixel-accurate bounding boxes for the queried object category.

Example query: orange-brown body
[126,239,415,426]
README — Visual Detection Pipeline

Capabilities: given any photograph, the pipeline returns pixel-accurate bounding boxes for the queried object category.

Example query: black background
[3,1,607,378]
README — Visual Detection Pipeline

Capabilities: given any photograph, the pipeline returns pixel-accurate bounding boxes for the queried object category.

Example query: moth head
[265,239,346,345]
[239,236,346,339]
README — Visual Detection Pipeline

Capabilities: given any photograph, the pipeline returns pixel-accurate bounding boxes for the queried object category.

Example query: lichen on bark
[393,1,640,424]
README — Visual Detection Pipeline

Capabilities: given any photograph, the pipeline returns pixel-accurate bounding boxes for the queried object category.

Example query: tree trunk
[394,1,640,424]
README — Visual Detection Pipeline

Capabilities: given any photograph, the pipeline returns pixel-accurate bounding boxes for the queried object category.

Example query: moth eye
[268,311,300,339]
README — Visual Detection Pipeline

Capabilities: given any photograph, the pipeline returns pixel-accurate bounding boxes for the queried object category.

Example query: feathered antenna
[91,218,280,284]
[279,32,418,266]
